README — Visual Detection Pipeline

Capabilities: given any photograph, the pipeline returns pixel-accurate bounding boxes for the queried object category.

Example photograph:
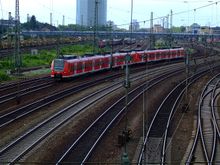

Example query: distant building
[0,19,15,27]
[154,24,164,33]
[107,20,118,30]
[211,27,220,34]
[129,19,140,31]
[76,0,107,27]
[27,14,30,22]
[200,26,213,35]
[191,23,200,34]
[0,12,15,27]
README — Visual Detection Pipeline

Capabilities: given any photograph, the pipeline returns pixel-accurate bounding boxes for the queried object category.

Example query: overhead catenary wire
[115,0,220,28]
[1,0,219,28]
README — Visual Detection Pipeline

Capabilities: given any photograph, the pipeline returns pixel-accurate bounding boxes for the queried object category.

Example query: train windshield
[54,59,64,71]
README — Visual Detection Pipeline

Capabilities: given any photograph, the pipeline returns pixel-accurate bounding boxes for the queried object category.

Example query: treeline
[22,15,57,31]
[22,15,112,31]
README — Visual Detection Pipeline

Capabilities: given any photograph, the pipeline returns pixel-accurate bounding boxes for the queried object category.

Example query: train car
[130,51,144,64]
[113,53,126,67]
[51,48,185,79]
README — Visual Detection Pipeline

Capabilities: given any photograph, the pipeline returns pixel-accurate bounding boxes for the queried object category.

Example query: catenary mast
[14,0,21,73]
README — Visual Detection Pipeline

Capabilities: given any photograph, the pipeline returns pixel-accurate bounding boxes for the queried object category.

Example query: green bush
[0,60,13,70]
[0,71,11,82]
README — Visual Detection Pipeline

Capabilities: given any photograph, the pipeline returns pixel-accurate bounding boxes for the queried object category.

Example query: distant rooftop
[0,19,16,27]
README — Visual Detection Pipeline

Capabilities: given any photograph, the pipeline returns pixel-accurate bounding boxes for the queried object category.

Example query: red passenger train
[51,48,185,79]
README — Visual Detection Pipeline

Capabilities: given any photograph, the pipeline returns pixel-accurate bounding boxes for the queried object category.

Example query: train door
[76,61,83,74]
[94,58,101,71]
[144,51,149,62]
[117,55,125,66]
[148,52,155,61]
[68,62,75,77]
[84,59,93,73]
[172,50,177,58]
[112,56,116,68]
[161,50,166,60]
[101,57,109,69]
[167,50,171,59]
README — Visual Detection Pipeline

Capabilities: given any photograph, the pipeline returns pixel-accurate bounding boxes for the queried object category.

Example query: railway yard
[0,39,220,164]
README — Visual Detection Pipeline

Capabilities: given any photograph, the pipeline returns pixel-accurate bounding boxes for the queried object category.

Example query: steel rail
[211,79,220,163]
[56,70,182,164]
[0,82,53,105]
[186,73,220,164]
[0,65,183,164]
[138,67,218,165]
[161,68,205,164]
[0,64,183,129]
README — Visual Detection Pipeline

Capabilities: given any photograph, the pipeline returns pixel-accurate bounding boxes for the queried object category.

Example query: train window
[54,59,64,71]
[156,52,160,58]
[116,57,124,63]
[85,61,93,68]
[76,62,83,70]
[149,53,154,58]
[103,59,108,65]
[69,64,74,72]
[94,60,100,66]
[141,54,146,60]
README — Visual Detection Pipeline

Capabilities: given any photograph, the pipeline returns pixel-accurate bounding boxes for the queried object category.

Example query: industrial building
[76,0,107,27]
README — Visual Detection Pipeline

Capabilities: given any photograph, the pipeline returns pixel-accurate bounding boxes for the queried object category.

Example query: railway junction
[0,37,220,164]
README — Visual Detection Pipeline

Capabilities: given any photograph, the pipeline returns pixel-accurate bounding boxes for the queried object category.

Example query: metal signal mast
[14,0,21,73]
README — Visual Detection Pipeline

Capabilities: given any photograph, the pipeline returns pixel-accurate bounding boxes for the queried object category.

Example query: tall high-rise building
[76,0,107,27]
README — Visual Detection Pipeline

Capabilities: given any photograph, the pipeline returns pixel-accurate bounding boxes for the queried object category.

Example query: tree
[29,15,38,30]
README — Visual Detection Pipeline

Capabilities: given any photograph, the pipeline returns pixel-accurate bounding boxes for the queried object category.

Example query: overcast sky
[0,0,220,28]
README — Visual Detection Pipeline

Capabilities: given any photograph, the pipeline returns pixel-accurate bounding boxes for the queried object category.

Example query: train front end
[51,59,66,79]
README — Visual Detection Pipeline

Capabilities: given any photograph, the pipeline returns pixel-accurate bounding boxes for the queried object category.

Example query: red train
[51,48,185,79]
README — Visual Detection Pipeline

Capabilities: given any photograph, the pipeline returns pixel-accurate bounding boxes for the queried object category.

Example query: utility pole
[62,15,65,26]
[169,10,173,48]
[170,10,173,30]
[166,14,169,31]
[14,0,21,74]
[121,1,133,165]
[50,12,53,25]
[93,0,99,55]
[149,12,154,49]
[110,21,113,69]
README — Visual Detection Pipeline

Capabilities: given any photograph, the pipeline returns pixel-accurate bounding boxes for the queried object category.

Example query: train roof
[57,55,78,60]
[54,47,184,63]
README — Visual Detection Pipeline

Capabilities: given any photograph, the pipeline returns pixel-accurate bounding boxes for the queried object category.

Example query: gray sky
[1,0,220,28]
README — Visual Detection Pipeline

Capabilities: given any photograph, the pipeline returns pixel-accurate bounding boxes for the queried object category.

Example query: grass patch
[0,70,11,82]
[0,43,100,82]
[23,68,51,77]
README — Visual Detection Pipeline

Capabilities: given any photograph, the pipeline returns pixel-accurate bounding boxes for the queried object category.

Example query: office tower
[76,0,107,26]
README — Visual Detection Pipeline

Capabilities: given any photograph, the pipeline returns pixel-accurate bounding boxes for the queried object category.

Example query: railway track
[0,63,184,129]
[137,66,219,164]
[186,73,220,164]
[0,75,51,96]
[0,62,184,128]
[0,63,184,164]
[56,68,183,164]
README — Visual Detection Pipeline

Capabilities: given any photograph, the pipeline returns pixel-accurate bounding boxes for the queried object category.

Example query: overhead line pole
[93,0,99,55]
[14,0,21,74]
[121,0,133,164]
